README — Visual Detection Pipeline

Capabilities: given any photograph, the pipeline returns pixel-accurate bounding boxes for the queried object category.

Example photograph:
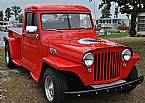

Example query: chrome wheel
[5,43,15,68]
[45,76,54,102]
[5,46,10,64]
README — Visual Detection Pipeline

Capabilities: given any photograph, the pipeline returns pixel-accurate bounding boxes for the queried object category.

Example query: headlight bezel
[83,52,94,68]
[122,48,133,61]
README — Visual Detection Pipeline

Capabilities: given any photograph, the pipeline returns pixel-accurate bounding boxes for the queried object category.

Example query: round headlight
[122,49,132,61]
[83,53,94,67]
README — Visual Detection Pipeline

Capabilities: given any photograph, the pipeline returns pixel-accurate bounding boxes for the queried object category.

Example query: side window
[33,14,37,26]
[26,13,37,26]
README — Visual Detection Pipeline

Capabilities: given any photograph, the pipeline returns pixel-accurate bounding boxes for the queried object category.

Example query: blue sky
[0,0,127,19]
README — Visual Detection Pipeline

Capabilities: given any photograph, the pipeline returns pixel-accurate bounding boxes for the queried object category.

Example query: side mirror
[26,26,37,33]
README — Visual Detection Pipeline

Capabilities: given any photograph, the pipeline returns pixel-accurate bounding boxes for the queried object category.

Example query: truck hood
[43,32,124,63]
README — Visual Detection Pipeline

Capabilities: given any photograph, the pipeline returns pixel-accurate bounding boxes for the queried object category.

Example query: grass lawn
[100,32,128,39]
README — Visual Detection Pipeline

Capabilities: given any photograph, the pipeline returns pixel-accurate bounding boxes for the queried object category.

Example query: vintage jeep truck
[4,4,144,103]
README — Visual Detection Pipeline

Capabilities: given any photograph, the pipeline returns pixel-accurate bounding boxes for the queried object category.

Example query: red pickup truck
[4,5,144,103]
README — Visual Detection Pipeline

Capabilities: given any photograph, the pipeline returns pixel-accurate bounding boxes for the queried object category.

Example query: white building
[95,18,129,35]
[95,18,129,27]
[136,13,145,35]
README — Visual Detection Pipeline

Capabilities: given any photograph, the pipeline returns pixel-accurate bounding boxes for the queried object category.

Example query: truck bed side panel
[4,29,22,62]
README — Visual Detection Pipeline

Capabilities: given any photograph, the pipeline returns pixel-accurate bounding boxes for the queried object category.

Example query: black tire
[43,68,68,103]
[5,42,15,67]
[122,66,138,93]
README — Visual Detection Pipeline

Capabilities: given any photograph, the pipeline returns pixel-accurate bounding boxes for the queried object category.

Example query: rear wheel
[43,68,68,103]
[122,66,138,93]
[5,42,15,67]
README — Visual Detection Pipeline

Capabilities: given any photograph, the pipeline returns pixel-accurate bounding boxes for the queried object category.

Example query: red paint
[4,5,140,86]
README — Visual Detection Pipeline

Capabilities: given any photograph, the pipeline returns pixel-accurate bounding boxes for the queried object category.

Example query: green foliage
[16,13,24,23]
[101,5,112,18]
[5,8,13,21]
[0,11,3,21]
[11,6,22,20]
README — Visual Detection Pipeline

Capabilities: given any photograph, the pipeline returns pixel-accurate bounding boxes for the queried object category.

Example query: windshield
[41,14,92,30]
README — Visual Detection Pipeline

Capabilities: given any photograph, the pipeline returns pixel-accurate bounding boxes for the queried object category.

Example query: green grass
[100,32,128,39]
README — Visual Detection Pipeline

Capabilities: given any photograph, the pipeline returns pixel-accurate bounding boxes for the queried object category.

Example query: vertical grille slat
[114,52,117,77]
[98,54,101,81]
[93,48,121,82]
[110,52,113,79]
[104,53,107,80]
[94,54,97,81]
[108,52,111,80]
[101,53,104,80]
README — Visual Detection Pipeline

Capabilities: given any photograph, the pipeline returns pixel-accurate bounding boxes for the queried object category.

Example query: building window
[138,16,145,31]
[103,20,105,23]
[99,20,102,23]
[96,20,98,24]
[113,20,117,23]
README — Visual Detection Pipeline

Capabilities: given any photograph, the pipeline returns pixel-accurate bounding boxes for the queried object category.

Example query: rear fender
[4,36,21,59]
[42,56,90,85]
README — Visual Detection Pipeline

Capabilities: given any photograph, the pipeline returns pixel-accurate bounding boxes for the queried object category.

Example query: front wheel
[43,68,68,103]
[122,66,138,93]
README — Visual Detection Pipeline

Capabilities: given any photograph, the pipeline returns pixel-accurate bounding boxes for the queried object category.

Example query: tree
[5,7,13,21]
[16,13,24,23]
[11,6,22,20]
[0,11,3,21]
[114,6,119,18]
[91,0,145,37]
[101,5,112,18]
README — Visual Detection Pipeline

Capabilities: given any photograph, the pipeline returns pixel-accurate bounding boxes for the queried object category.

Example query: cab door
[22,12,40,72]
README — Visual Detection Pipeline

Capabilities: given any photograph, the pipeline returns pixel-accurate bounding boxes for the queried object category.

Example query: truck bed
[8,27,23,38]
[6,27,22,66]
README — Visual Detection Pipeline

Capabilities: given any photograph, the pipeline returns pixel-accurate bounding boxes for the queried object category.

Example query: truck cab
[4,5,144,103]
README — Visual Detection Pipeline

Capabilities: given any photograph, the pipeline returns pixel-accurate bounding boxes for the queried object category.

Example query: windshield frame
[40,13,93,31]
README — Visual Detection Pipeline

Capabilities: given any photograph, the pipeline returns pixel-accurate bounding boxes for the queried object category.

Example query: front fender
[120,53,140,78]
[43,56,90,85]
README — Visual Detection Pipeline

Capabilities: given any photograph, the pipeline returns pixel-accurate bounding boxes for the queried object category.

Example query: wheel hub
[45,76,54,102]
[5,48,9,64]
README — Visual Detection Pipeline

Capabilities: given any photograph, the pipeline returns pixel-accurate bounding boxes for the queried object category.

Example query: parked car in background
[96,24,120,35]
[107,28,121,34]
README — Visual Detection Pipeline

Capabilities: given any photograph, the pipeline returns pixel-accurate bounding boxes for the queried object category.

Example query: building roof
[25,4,90,12]
[96,18,129,20]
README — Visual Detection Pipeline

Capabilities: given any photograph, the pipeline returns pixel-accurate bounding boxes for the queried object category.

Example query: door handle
[35,34,39,40]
